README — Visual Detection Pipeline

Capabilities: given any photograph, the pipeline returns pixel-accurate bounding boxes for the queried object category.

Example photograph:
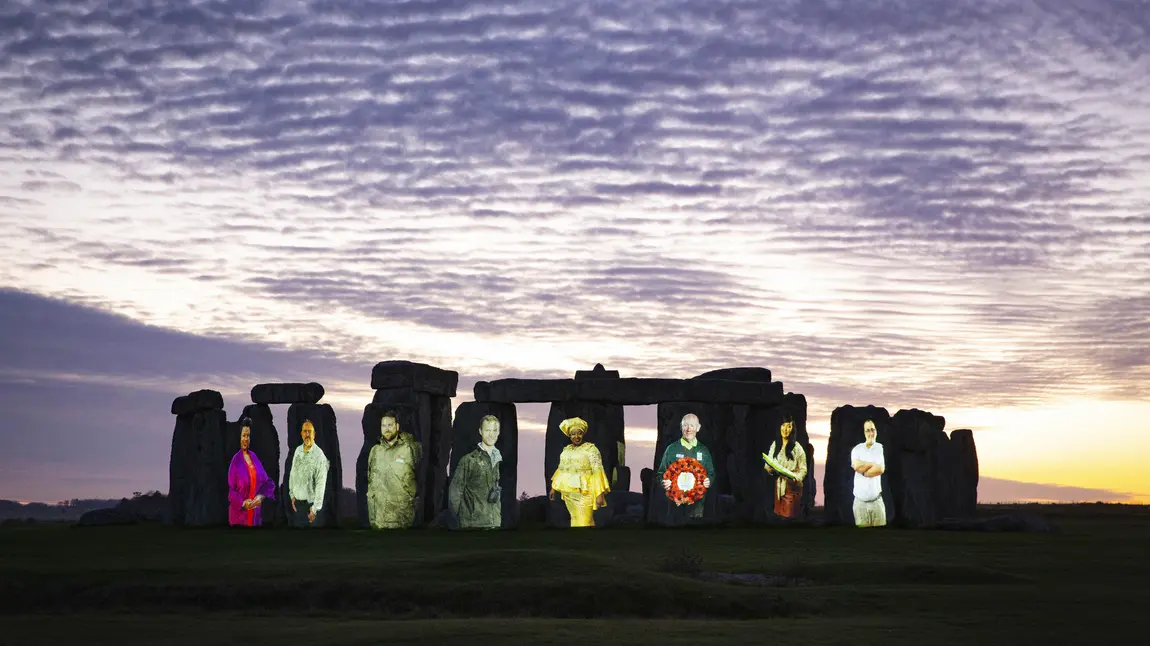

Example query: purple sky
[1,0,1149,504]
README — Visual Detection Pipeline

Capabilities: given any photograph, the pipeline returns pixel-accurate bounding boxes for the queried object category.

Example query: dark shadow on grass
[0,576,802,619]
[778,562,1031,586]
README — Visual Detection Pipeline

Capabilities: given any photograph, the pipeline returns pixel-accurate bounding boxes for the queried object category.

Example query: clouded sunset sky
[2,0,1147,505]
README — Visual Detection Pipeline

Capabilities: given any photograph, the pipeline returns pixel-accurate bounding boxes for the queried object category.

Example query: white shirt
[289,444,329,509]
[478,443,503,467]
[851,442,884,502]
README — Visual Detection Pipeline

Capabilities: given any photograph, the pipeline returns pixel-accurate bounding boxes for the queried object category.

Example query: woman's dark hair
[240,417,253,428]
[773,417,796,461]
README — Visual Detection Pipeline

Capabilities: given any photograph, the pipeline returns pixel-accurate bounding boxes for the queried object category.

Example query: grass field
[1,504,1146,644]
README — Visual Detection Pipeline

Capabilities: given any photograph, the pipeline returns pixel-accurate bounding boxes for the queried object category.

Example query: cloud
[976,476,1140,504]
[1,0,1149,498]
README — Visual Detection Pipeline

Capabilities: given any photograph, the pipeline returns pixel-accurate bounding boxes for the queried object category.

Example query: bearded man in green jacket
[448,414,503,529]
[367,410,422,529]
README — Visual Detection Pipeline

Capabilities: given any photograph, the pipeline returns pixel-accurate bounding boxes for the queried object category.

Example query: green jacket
[367,432,422,529]
[448,445,502,529]
[657,438,715,516]
[657,438,715,479]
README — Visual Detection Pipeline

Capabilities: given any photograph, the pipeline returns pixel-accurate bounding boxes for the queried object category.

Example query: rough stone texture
[614,465,631,493]
[824,406,895,526]
[168,415,191,525]
[610,490,646,524]
[635,369,810,525]
[889,409,979,527]
[358,389,452,528]
[170,389,224,416]
[370,361,459,397]
[826,406,978,527]
[692,367,772,383]
[250,382,325,405]
[426,394,454,523]
[282,403,341,528]
[948,428,980,518]
[476,378,576,403]
[168,407,229,526]
[544,400,625,527]
[574,365,627,490]
[575,363,621,380]
[639,467,654,520]
[448,401,519,529]
[223,404,281,527]
[475,378,784,405]
[889,409,948,527]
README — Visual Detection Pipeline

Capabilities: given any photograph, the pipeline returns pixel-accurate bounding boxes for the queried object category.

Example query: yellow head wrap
[559,417,588,437]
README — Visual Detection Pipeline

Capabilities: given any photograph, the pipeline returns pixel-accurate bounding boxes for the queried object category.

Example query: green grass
[1,504,1147,644]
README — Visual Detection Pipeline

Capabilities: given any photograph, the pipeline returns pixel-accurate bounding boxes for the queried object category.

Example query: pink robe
[227,450,275,526]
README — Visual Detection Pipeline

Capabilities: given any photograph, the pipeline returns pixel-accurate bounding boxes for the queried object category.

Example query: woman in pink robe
[227,419,275,526]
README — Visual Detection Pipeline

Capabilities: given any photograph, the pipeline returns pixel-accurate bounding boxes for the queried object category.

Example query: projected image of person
[448,414,503,530]
[548,417,610,527]
[764,416,808,518]
[658,413,713,521]
[851,419,886,527]
[227,418,275,527]
[367,410,423,529]
[288,419,329,528]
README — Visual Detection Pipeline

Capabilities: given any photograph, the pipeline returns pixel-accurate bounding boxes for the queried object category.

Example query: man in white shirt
[850,419,886,527]
[289,419,329,527]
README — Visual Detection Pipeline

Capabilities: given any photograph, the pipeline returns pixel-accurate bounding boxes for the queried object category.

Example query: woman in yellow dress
[548,417,610,527]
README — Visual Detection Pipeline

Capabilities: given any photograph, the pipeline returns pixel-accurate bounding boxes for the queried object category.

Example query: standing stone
[186,409,230,526]
[889,409,947,527]
[426,394,454,523]
[360,391,427,528]
[169,415,191,525]
[168,390,228,526]
[734,403,806,524]
[359,364,457,529]
[948,429,979,518]
[773,393,816,522]
[639,467,654,519]
[574,365,628,490]
[685,368,806,524]
[223,403,281,527]
[448,402,519,529]
[825,406,895,526]
[283,403,341,528]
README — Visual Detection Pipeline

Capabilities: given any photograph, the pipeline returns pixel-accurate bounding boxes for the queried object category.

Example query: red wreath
[663,457,708,505]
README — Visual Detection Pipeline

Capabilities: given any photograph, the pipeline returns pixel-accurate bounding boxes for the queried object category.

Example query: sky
[1,0,1148,505]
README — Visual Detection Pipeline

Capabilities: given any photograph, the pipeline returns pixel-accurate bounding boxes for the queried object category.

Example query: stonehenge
[167,363,978,529]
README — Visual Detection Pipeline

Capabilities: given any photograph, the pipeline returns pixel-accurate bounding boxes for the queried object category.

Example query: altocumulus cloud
[0,0,1148,464]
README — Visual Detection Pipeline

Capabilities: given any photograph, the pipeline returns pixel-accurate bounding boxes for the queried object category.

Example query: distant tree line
[0,498,124,521]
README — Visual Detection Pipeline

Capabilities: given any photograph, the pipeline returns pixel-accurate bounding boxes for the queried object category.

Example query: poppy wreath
[663,457,708,505]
